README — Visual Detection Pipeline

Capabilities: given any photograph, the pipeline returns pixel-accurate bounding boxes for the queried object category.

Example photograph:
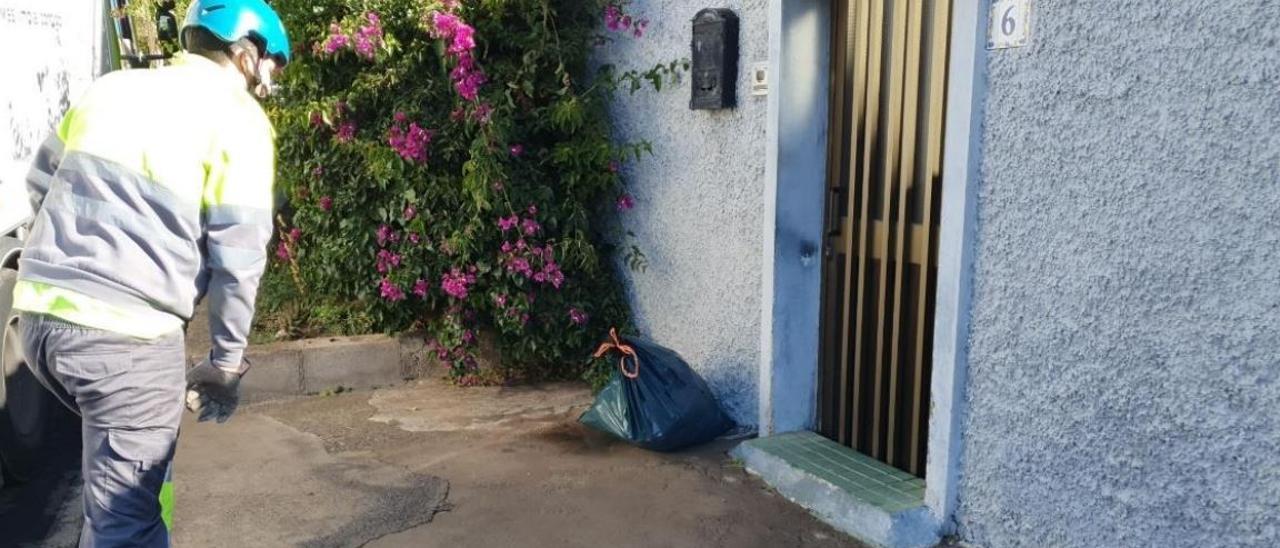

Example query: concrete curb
[188,334,443,404]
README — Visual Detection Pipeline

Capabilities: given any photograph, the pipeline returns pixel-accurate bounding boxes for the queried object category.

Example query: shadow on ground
[174,411,447,547]
[0,404,84,548]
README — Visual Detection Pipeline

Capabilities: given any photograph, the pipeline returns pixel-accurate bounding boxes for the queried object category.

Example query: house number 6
[989,0,1030,49]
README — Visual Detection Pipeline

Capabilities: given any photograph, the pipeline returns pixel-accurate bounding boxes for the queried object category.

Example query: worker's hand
[185,357,249,423]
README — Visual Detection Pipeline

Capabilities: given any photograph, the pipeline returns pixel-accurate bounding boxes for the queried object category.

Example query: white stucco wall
[596,0,769,427]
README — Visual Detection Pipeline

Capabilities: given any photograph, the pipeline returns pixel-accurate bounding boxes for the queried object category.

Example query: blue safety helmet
[180,0,291,66]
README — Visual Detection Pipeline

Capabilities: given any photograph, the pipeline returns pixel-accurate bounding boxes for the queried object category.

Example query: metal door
[818,0,953,477]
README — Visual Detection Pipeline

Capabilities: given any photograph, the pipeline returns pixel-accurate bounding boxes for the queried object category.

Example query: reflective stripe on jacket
[15,52,275,371]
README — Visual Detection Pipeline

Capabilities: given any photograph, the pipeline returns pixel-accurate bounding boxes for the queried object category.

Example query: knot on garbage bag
[592,328,640,379]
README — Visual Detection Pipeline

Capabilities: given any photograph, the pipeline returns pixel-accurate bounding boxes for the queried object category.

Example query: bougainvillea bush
[260,0,670,384]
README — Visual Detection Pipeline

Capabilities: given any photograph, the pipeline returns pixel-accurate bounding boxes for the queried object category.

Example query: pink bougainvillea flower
[497,215,519,232]
[408,232,421,245]
[462,330,476,344]
[413,278,429,298]
[526,204,538,215]
[288,227,302,242]
[404,204,417,220]
[387,120,434,164]
[319,196,333,212]
[376,224,393,247]
[335,121,356,143]
[520,218,541,236]
[451,60,486,100]
[493,293,508,307]
[431,11,461,36]
[440,267,475,300]
[472,102,494,124]
[542,260,565,289]
[309,111,325,128]
[379,277,405,301]
[394,111,407,123]
[621,15,632,29]
[633,19,649,38]
[616,193,635,211]
[312,165,325,177]
[275,240,290,261]
[569,307,589,325]
[322,23,349,54]
[352,11,383,60]
[376,249,401,273]
[604,5,623,31]
[506,257,532,277]
[509,143,524,157]
[449,24,475,54]
[429,13,487,101]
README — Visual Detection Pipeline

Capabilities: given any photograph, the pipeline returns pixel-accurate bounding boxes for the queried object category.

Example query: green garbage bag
[580,329,732,451]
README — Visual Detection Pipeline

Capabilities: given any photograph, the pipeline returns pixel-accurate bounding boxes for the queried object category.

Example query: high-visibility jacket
[15,52,275,371]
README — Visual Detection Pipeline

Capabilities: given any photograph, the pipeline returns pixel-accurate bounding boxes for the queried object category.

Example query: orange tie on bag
[592,328,640,379]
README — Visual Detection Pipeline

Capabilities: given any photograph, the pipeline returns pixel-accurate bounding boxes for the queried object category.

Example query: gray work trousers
[20,312,185,548]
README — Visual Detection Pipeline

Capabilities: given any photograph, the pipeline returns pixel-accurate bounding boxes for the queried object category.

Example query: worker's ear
[232,48,257,83]
[227,44,261,93]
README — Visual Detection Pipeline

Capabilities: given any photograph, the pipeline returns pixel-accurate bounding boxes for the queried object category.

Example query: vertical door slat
[849,0,882,451]
[827,0,853,445]
[885,0,925,467]
[869,0,909,460]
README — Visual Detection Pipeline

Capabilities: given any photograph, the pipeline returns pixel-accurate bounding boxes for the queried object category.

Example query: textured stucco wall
[956,2,1280,546]
[596,0,768,427]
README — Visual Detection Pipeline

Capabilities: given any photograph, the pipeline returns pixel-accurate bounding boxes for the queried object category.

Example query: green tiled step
[743,431,925,513]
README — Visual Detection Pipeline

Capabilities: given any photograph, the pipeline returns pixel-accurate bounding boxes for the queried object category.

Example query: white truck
[0,1,119,483]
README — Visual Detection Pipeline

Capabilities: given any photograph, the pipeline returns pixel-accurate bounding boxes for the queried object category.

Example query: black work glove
[185,356,250,423]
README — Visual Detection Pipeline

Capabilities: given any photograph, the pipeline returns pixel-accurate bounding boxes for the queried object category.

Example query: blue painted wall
[955,2,1280,546]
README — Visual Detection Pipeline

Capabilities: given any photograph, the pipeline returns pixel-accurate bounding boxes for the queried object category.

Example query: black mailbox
[156,1,179,41]
[690,8,739,110]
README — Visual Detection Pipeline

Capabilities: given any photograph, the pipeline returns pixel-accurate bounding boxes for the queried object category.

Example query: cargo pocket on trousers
[107,428,175,472]
[100,428,175,520]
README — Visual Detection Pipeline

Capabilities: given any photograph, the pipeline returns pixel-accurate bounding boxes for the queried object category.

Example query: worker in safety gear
[14,1,289,544]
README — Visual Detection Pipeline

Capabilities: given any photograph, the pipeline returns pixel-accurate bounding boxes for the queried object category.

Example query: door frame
[758,0,989,532]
